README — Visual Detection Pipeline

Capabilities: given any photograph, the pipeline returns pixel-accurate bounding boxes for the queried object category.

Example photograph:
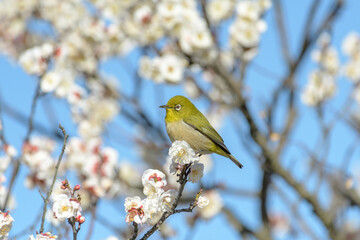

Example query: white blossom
[28,232,57,240]
[344,60,360,82]
[142,197,162,224]
[207,0,234,23]
[168,141,199,165]
[159,189,178,212]
[159,55,186,83]
[303,34,338,107]
[4,145,17,157]
[52,194,82,221]
[236,1,261,20]
[301,70,336,106]
[190,28,213,50]
[142,169,167,197]
[342,32,360,82]
[41,71,62,93]
[124,196,147,224]
[311,47,339,75]
[19,47,47,75]
[197,196,209,208]
[134,5,152,25]
[198,190,223,219]
[18,43,54,75]
[342,32,360,57]
[0,211,14,238]
[188,162,204,183]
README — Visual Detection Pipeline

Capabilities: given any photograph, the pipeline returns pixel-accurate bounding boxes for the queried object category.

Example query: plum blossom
[228,0,270,60]
[301,70,336,106]
[207,0,234,23]
[0,211,14,239]
[302,33,338,106]
[19,43,54,75]
[311,33,340,75]
[197,196,210,208]
[65,137,120,198]
[3,145,17,158]
[158,54,186,83]
[41,69,76,96]
[22,137,57,190]
[158,189,177,212]
[342,32,360,83]
[41,71,62,93]
[124,196,147,224]
[198,190,223,219]
[188,163,204,183]
[28,232,57,240]
[142,169,167,197]
[52,194,82,221]
[139,54,186,84]
[342,32,360,57]
[236,1,261,21]
[168,141,199,165]
[125,169,179,225]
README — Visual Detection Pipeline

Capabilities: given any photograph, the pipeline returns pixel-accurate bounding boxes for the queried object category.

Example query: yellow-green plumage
[160,95,243,169]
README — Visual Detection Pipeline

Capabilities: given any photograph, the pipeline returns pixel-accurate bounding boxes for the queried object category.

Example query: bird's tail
[228,154,243,169]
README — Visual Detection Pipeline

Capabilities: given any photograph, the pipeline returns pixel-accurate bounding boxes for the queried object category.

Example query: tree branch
[139,164,197,240]
[39,124,69,233]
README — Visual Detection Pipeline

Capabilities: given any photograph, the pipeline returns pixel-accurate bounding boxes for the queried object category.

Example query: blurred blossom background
[0,0,360,239]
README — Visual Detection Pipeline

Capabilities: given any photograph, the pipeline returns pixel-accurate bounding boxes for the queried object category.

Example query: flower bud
[79,216,85,224]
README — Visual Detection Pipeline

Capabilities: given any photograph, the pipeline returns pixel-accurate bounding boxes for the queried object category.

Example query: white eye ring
[175,104,181,111]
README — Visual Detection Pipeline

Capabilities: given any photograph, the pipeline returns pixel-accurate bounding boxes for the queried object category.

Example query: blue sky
[1,0,360,239]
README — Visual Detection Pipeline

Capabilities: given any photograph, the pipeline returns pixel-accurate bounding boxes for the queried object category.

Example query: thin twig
[39,124,69,233]
[129,222,138,240]
[273,0,292,64]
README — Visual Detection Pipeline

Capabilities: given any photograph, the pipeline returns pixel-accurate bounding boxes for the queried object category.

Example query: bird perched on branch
[160,95,243,169]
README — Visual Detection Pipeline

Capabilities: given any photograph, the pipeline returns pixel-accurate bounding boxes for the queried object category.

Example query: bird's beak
[159,105,171,109]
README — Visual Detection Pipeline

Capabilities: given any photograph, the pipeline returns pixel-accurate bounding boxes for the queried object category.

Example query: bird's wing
[183,115,231,155]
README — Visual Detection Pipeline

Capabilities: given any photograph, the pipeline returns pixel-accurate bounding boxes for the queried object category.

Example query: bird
[159,95,243,169]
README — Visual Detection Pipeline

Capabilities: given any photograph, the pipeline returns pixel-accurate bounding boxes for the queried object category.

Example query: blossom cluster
[125,169,177,224]
[22,137,58,190]
[229,0,272,60]
[18,133,142,215]
[65,137,121,198]
[168,141,204,183]
[52,180,85,224]
[18,43,54,75]
[139,54,187,84]
[302,33,339,106]
[125,141,210,225]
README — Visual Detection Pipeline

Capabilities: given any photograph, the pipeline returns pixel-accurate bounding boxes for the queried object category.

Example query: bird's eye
[175,104,181,111]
